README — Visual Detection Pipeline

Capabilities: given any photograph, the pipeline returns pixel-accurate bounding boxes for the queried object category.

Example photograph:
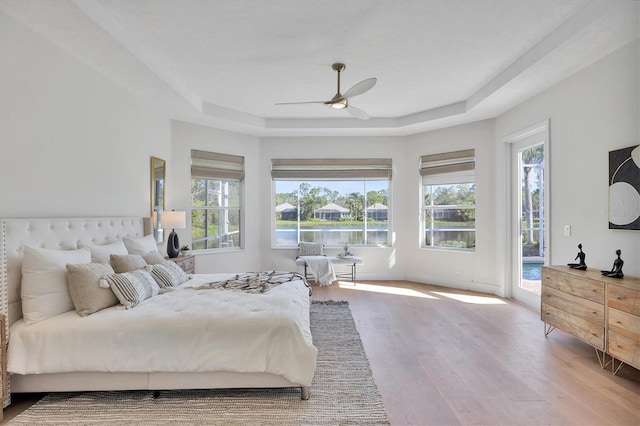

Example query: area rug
[8,301,389,425]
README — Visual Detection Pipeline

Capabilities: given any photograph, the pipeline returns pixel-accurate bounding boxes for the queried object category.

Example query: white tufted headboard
[0,217,151,326]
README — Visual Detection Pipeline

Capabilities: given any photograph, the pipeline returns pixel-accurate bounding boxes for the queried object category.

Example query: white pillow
[21,246,91,325]
[79,240,128,263]
[123,235,158,255]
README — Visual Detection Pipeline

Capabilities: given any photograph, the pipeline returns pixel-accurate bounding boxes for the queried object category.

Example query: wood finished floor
[2,280,639,425]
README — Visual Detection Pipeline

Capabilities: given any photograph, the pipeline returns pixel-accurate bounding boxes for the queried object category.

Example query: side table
[166,254,195,274]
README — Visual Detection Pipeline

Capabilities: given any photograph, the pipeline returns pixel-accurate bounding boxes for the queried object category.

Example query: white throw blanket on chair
[301,256,336,286]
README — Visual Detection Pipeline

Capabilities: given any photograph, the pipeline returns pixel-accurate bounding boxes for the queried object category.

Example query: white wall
[0,11,171,220]
[170,120,262,273]
[495,39,640,278]
[403,120,499,294]
[259,136,405,280]
[3,6,637,287]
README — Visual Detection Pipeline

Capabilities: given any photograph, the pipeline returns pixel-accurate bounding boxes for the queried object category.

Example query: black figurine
[601,249,624,278]
[567,243,587,270]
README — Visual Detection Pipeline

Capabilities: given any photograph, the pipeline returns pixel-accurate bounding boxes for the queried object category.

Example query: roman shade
[271,158,392,180]
[420,149,475,184]
[191,149,244,180]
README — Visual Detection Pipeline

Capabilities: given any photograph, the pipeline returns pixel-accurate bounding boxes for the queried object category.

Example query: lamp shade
[161,210,186,229]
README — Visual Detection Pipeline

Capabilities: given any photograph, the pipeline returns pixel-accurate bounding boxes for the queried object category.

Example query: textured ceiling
[2,0,638,136]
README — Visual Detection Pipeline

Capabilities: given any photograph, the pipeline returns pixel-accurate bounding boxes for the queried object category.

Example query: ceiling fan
[275,63,377,120]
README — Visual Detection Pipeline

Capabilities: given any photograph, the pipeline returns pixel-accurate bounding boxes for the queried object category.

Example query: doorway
[507,122,549,309]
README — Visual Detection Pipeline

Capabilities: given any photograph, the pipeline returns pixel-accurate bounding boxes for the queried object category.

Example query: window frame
[190,150,244,252]
[420,149,476,251]
[271,158,392,248]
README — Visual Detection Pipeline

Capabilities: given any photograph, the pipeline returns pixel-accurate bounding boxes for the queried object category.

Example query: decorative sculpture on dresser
[601,249,624,278]
[567,243,587,270]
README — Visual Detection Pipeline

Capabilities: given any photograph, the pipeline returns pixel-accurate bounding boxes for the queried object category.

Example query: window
[421,149,475,250]
[191,150,244,250]
[272,158,392,247]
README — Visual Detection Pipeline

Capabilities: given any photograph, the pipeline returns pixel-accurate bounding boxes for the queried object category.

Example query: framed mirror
[150,156,166,243]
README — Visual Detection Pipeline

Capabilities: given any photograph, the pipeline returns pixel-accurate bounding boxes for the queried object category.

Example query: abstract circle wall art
[608,144,640,230]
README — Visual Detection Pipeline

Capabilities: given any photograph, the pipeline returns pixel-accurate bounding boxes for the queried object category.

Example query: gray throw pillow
[110,254,147,273]
[66,263,118,316]
[142,250,165,265]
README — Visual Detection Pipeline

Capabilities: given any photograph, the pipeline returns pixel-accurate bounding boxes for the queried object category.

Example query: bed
[0,217,317,401]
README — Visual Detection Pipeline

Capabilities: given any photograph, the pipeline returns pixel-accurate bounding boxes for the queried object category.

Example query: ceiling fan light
[331,98,348,109]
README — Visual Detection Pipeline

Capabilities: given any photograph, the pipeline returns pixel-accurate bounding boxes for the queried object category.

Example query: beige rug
[8,301,389,425]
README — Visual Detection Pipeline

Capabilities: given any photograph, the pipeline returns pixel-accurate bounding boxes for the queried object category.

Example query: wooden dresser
[166,254,195,274]
[541,265,640,373]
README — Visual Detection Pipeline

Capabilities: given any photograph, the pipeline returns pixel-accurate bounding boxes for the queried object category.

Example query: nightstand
[166,254,195,274]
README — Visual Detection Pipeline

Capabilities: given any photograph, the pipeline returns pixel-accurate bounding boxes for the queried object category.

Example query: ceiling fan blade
[347,105,370,120]
[343,77,377,99]
[275,101,327,105]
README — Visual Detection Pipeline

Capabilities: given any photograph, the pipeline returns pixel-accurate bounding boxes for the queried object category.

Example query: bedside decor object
[339,243,353,258]
[608,145,639,230]
[567,243,587,270]
[162,210,186,258]
[601,249,624,278]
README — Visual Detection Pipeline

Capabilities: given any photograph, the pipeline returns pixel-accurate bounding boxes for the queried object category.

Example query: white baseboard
[403,273,505,297]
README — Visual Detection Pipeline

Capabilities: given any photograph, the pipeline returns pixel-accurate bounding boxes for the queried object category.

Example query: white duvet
[8,274,317,386]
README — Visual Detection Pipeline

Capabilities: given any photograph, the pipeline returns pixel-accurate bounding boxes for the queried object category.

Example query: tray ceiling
[1,0,638,136]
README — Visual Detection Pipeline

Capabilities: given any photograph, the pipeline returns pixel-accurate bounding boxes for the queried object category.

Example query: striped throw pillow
[105,269,160,309]
[298,242,324,256]
[151,261,190,288]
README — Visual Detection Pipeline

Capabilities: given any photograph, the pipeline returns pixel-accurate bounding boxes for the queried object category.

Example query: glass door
[510,126,549,309]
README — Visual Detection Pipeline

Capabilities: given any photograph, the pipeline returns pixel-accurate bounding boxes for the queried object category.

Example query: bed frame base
[11,371,310,400]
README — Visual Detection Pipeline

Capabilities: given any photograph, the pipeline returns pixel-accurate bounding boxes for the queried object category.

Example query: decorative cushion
[110,254,147,273]
[78,240,128,263]
[104,269,160,309]
[21,246,91,326]
[123,235,158,255]
[298,242,324,257]
[151,261,190,288]
[142,250,165,265]
[66,263,118,316]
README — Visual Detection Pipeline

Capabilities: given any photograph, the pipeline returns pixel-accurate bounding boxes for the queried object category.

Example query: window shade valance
[191,149,244,180]
[271,158,392,180]
[420,149,474,184]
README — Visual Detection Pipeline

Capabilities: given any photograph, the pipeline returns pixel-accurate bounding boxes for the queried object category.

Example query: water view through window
[422,183,476,249]
[274,180,389,246]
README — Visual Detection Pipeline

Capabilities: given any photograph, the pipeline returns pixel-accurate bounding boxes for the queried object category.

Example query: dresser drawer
[167,255,195,274]
[608,329,640,370]
[542,285,604,326]
[541,302,605,350]
[542,268,604,304]
[608,308,640,339]
[608,284,640,316]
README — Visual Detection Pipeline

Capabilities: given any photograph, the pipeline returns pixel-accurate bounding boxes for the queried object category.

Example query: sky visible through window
[275,180,388,195]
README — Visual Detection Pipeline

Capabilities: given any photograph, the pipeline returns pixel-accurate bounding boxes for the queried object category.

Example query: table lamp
[161,210,186,258]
